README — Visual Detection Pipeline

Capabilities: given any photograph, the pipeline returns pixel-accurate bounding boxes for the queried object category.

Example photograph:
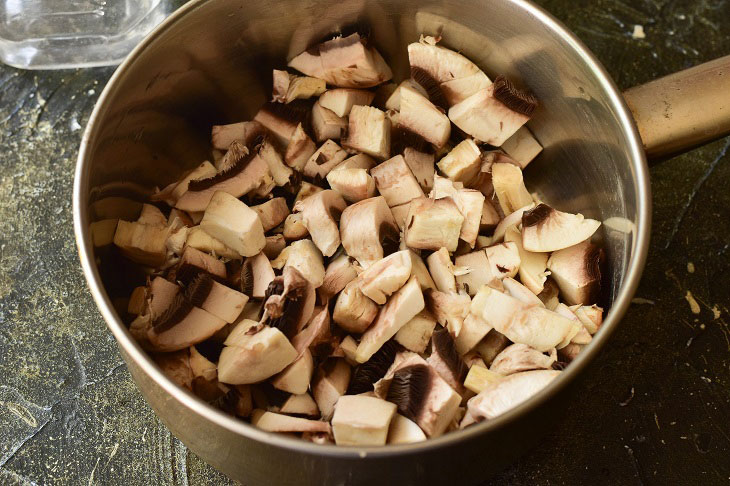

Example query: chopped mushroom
[339,196,399,267]
[342,105,391,160]
[485,242,521,280]
[302,139,349,179]
[319,254,358,303]
[200,191,265,258]
[271,349,314,395]
[491,162,534,215]
[490,343,557,376]
[326,167,376,203]
[504,226,549,295]
[311,101,347,143]
[395,311,437,354]
[286,123,317,170]
[437,139,482,183]
[319,88,375,117]
[186,226,240,260]
[332,395,397,446]
[404,197,464,252]
[398,85,451,149]
[259,266,316,338]
[252,409,330,433]
[500,126,543,168]
[370,154,425,207]
[358,250,413,305]
[547,240,602,305]
[251,197,290,232]
[463,365,503,394]
[333,279,379,334]
[271,70,326,103]
[271,239,325,288]
[521,204,601,253]
[387,414,427,444]
[312,358,351,421]
[293,190,346,257]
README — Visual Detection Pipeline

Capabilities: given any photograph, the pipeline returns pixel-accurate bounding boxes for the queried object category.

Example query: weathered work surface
[0,0,729,484]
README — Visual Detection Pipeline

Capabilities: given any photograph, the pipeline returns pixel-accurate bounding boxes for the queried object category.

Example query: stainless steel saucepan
[73,0,730,483]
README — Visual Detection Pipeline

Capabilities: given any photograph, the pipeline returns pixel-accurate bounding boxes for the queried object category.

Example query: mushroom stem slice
[294,190,347,257]
[491,162,534,215]
[521,204,601,253]
[340,196,399,268]
[356,277,425,363]
[342,105,391,160]
[332,395,397,446]
[200,191,265,258]
[463,365,503,394]
[404,197,464,252]
[501,126,543,168]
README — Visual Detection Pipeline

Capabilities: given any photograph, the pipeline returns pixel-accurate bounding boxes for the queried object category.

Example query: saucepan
[72,0,730,483]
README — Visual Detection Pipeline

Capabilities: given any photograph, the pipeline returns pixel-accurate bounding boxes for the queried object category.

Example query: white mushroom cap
[490,343,556,376]
[332,278,379,334]
[271,239,325,288]
[339,196,399,268]
[358,250,413,305]
[387,414,427,444]
[521,204,601,253]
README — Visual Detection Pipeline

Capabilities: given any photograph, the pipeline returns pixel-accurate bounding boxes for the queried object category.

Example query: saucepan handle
[622,55,730,161]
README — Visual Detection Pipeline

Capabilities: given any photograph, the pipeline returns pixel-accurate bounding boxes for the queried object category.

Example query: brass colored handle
[623,55,730,160]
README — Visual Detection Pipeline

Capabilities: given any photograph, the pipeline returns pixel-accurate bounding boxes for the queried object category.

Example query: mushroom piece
[217,319,298,384]
[211,121,266,152]
[437,139,482,183]
[463,364,503,394]
[312,358,351,421]
[546,240,602,306]
[251,409,331,434]
[342,105,391,160]
[302,139,349,179]
[240,252,276,299]
[199,191,265,258]
[172,246,226,285]
[504,226,549,295]
[356,277,425,363]
[282,213,309,241]
[319,254,358,303]
[186,226,240,260]
[290,306,333,357]
[339,335,359,365]
[404,197,464,252]
[448,76,537,146]
[574,305,603,334]
[430,175,485,249]
[260,266,316,339]
[255,139,294,186]
[128,286,147,315]
[383,354,461,437]
[253,101,310,148]
[403,147,436,193]
[553,303,592,346]
[395,311,437,354]
[288,33,393,88]
[185,273,249,323]
[385,79,429,111]
[461,370,560,426]
[474,330,511,365]
[153,350,193,390]
[271,349,314,395]
[502,277,544,308]
[251,197,290,232]
[293,190,346,258]
[277,392,320,417]
[471,286,580,352]
[521,204,601,253]
[332,279,379,334]
[490,343,557,376]
[485,241,521,280]
[263,234,286,260]
[335,153,377,171]
[311,100,348,143]
[387,414,427,444]
[339,196,399,268]
[90,219,119,248]
[147,295,227,352]
[113,220,171,267]
[480,199,500,235]
[358,250,413,305]
[271,70,326,103]
[398,85,451,149]
[491,203,535,244]
[390,202,411,231]
[537,278,560,311]
[285,123,318,170]
[500,126,543,168]
[426,247,458,293]
[370,154,425,208]
[175,141,272,212]
[427,326,468,394]
[319,88,375,117]
[453,312,492,355]
[407,36,491,106]
[424,289,471,338]
[454,250,496,296]
[326,167,376,203]
[271,239,325,288]
[347,340,401,395]
[491,162,534,215]
[136,203,166,226]
[332,395,397,446]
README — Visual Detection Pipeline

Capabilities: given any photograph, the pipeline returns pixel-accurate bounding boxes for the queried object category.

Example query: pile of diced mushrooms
[107,33,605,446]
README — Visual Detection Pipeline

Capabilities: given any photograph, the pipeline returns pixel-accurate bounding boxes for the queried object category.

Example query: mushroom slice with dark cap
[461,370,560,426]
[427,326,468,394]
[448,75,537,146]
[348,340,402,395]
[288,33,393,88]
[398,85,451,149]
[184,272,248,323]
[547,240,603,306]
[147,293,227,352]
[260,266,316,339]
[175,141,271,212]
[253,100,311,148]
[339,196,399,268]
[521,203,601,253]
[171,246,226,286]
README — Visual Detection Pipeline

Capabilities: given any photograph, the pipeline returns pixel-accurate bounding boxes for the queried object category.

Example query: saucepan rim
[73,0,651,459]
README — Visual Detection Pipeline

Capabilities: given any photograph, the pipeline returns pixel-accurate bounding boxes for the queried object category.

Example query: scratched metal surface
[0,0,728,484]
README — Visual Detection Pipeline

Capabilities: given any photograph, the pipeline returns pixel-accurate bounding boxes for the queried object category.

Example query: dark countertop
[1,0,728,484]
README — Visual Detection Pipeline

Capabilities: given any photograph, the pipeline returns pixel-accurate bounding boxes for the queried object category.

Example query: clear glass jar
[0,0,171,69]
